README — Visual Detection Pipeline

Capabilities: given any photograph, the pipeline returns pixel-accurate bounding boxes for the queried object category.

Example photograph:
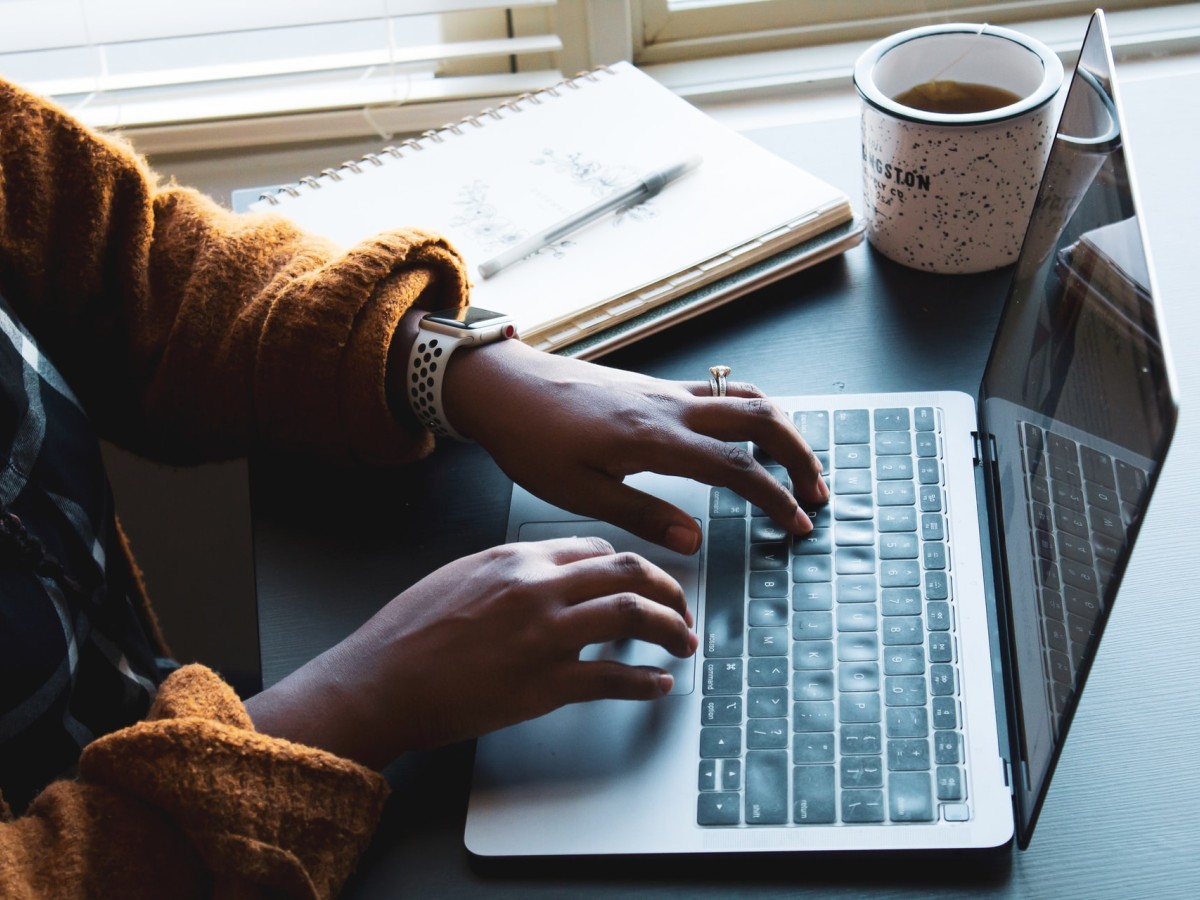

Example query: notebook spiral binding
[257,65,615,205]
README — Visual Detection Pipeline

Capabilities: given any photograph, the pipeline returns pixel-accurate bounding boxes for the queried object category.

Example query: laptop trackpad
[517,520,699,695]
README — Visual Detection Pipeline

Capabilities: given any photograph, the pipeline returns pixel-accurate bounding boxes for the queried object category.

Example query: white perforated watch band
[408,329,468,441]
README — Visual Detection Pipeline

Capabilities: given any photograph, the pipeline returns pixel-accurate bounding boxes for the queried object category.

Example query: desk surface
[251,66,1200,898]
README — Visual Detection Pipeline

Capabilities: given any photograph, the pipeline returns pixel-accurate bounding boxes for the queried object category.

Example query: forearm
[0,77,469,465]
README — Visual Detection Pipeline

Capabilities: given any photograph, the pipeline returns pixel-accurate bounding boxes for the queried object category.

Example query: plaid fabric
[0,291,165,813]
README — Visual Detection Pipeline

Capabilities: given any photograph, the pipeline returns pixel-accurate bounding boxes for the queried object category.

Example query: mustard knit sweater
[0,78,470,898]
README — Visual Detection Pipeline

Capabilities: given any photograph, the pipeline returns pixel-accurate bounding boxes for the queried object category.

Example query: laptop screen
[978,12,1178,846]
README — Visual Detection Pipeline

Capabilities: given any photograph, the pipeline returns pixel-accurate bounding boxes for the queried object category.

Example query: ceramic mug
[854,24,1064,274]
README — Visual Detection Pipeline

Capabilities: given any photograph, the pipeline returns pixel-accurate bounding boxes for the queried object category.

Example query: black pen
[477,155,702,279]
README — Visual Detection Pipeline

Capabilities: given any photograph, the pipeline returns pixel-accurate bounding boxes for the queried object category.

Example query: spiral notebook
[247,63,861,358]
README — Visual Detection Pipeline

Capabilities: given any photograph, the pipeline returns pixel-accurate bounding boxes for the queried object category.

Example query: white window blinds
[0,0,561,131]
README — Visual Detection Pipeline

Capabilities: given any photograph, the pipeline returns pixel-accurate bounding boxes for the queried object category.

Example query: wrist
[399,307,518,441]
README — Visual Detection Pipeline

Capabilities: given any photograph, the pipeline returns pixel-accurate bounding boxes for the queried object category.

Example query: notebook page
[252,63,847,340]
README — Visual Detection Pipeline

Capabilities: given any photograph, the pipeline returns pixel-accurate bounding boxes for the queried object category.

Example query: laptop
[465,10,1178,856]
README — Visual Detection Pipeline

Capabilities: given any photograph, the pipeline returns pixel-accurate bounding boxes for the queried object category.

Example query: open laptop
[465,10,1178,855]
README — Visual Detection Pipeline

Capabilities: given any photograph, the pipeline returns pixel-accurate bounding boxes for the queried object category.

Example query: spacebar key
[704,518,747,657]
[746,750,788,824]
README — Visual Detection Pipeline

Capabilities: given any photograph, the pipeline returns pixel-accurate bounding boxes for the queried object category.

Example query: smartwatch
[407,306,517,440]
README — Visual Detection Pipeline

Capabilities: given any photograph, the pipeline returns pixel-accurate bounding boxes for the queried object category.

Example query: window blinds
[0,0,561,131]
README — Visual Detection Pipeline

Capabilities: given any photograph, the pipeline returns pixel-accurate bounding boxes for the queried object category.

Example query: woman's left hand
[442,337,827,555]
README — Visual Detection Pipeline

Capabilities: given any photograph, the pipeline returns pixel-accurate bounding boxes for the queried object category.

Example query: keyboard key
[836,444,871,468]
[793,582,833,611]
[841,755,883,788]
[793,765,837,823]
[882,617,923,645]
[793,613,832,641]
[874,408,910,431]
[792,701,836,732]
[748,657,788,686]
[793,671,834,701]
[750,542,789,570]
[937,765,965,801]
[935,731,962,765]
[700,726,742,758]
[932,696,958,729]
[836,575,877,603]
[889,772,934,821]
[842,789,885,823]
[884,645,925,675]
[880,533,919,559]
[703,518,746,657]
[875,432,912,455]
[835,469,873,495]
[750,517,790,543]
[749,626,788,656]
[888,738,931,771]
[840,723,882,755]
[792,733,835,763]
[833,409,870,444]
[722,759,742,790]
[915,432,939,458]
[746,750,789,824]
[838,662,880,692]
[836,605,877,633]
[914,407,935,431]
[703,659,743,694]
[699,759,717,791]
[836,520,876,546]
[835,546,876,575]
[709,486,748,518]
[749,596,788,627]
[885,675,927,707]
[702,696,743,725]
[880,560,921,588]
[917,458,941,484]
[878,507,917,532]
[792,556,833,583]
[877,482,916,506]
[793,640,834,671]
[698,792,741,825]
[794,527,832,554]
[927,633,953,663]
[876,457,914,481]
[748,687,788,718]
[747,719,790,750]
[834,494,874,520]
[839,693,881,723]
[794,410,830,451]
[881,587,921,616]
[837,632,879,662]
[886,706,929,738]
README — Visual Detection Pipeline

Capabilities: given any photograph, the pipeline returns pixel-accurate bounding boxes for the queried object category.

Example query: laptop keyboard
[697,406,969,827]
[1019,422,1145,725]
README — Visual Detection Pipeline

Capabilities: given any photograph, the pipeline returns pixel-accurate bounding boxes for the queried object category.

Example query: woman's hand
[443,337,827,555]
[246,537,696,769]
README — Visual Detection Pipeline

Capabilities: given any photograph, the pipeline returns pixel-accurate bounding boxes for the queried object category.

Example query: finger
[619,430,812,537]
[523,534,618,566]
[557,469,704,557]
[557,550,690,623]
[680,380,764,399]
[555,660,676,703]
[686,394,828,505]
[558,591,697,658]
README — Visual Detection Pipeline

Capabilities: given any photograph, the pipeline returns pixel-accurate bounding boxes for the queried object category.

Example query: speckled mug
[854,24,1064,274]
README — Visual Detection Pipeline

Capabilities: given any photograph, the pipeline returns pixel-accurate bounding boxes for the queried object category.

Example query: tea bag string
[926,22,992,84]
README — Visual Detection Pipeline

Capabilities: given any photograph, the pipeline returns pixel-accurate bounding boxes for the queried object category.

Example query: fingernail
[658,673,675,695]
[815,474,830,501]
[666,524,701,555]
[792,506,813,534]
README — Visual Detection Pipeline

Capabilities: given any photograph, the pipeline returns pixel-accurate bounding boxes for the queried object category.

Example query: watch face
[425,306,510,330]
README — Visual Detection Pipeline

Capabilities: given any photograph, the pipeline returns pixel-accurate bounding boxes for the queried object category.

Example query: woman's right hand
[244,537,696,769]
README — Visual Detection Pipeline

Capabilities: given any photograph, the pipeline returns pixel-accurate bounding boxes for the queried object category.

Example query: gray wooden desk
[251,68,1200,898]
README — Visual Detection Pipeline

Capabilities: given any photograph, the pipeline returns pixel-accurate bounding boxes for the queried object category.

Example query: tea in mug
[894,79,1023,114]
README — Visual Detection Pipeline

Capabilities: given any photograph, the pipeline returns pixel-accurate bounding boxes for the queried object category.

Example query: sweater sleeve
[0,77,470,466]
[0,665,389,899]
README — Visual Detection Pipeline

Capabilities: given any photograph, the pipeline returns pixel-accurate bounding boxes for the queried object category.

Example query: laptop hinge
[972,431,998,466]
[1003,759,1015,795]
